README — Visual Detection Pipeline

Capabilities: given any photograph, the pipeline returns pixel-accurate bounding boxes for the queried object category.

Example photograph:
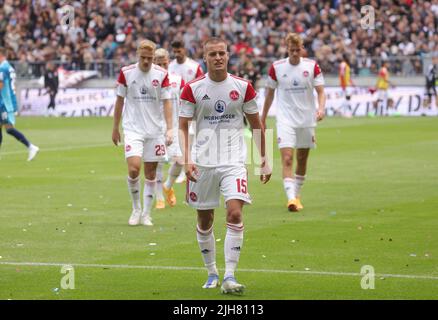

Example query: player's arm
[163,98,173,146]
[112,95,124,145]
[261,63,278,129]
[245,112,272,184]
[179,84,198,182]
[315,85,326,121]
[261,87,275,130]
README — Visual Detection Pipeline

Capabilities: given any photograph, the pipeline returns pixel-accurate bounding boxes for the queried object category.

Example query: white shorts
[124,131,168,162]
[186,165,252,210]
[166,134,182,158]
[276,123,316,149]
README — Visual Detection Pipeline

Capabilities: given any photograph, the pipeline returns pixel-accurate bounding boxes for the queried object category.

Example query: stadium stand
[1,0,437,80]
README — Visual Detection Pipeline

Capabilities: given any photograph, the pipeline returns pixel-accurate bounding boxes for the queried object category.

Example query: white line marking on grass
[1,261,438,281]
[1,143,110,155]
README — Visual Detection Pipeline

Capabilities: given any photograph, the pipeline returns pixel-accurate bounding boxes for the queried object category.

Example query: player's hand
[112,128,121,146]
[316,110,325,121]
[260,157,272,184]
[165,129,173,146]
[185,163,198,182]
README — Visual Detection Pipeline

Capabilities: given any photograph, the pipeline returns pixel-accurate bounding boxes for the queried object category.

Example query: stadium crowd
[0,0,437,80]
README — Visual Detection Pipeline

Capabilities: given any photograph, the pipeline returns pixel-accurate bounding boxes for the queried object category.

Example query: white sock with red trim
[156,163,164,201]
[196,225,218,276]
[224,222,244,279]
[293,174,306,198]
[127,176,141,211]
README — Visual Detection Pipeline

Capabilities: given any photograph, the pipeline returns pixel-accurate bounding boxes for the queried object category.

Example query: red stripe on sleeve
[195,65,204,78]
[268,64,277,81]
[117,70,127,86]
[314,63,322,78]
[244,83,257,103]
[161,73,170,87]
[180,84,196,104]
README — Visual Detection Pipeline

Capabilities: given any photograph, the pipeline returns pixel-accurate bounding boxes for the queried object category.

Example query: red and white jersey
[180,73,258,167]
[267,57,324,128]
[164,72,185,131]
[169,57,204,83]
[116,63,171,137]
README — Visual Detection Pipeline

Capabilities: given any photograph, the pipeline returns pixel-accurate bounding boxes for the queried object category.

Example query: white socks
[283,177,294,201]
[164,162,183,190]
[127,176,141,211]
[155,163,164,201]
[293,174,305,199]
[197,225,218,276]
[224,222,244,280]
[283,174,306,200]
[143,179,156,216]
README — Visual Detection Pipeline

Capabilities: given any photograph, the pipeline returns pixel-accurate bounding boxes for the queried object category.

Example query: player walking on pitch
[261,33,326,212]
[153,48,185,209]
[179,38,271,294]
[112,40,173,226]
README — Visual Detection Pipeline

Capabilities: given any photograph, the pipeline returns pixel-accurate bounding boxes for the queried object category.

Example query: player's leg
[142,161,158,226]
[126,156,142,225]
[197,209,219,288]
[155,161,165,209]
[288,128,315,212]
[4,117,39,161]
[163,135,183,206]
[220,166,251,294]
[278,122,297,207]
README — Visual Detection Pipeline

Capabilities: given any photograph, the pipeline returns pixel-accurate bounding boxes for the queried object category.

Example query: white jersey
[116,63,171,137]
[167,73,185,131]
[180,73,258,167]
[169,57,204,83]
[267,57,324,128]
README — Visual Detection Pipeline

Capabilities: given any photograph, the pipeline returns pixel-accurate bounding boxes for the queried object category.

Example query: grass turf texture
[0,116,437,300]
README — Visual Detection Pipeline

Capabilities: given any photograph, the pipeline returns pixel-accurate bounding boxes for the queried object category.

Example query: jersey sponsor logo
[202,94,210,100]
[214,100,226,113]
[293,79,299,86]
[152,79,159,87]
[189,191,197,202]
[229,90,240,101]
[125,145,132,152]
[303,70,309,77]
[140,85,148,94]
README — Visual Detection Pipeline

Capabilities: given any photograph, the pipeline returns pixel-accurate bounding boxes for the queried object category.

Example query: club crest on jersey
[189,192,197,202]
[152,79,159,87]
[229,90,240,101]
[140,86,148,94]
[303,71,309,77]
[188,69,193,75]
[214,100,226,113]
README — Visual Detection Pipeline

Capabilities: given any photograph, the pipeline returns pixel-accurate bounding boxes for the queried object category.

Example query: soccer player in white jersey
[179,37,272,294]
[153,48,185,209]
[169,40,204,184]
[112,39,173,227]
[261,33,326,212]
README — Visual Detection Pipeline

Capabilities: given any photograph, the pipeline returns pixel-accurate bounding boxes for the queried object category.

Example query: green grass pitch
[0,116,437,300]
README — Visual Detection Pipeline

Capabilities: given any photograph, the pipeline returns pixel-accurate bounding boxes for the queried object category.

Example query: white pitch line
[1,261,438,281]
[1,143,111,155]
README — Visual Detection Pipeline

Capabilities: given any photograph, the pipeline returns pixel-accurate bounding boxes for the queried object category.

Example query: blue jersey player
[0,47,39,161]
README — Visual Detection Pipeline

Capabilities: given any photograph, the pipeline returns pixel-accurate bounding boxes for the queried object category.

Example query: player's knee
[282,155,293,168]
[128,166,140,179]
[227,208,242,224]
[144,170,156,181]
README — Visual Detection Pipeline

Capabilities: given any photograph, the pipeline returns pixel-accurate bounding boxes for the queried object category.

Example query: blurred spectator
[0,0,435,80]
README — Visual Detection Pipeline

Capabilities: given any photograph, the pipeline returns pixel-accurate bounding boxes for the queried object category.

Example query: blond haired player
[153,48,185,209]
[179,38,271,294]
[261,33,326,212]
[112,39,173,226]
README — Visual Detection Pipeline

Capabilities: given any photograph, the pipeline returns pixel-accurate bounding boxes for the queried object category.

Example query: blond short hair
[154,48,169,59]
[285,33,303,47]
[137,39,156,52]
